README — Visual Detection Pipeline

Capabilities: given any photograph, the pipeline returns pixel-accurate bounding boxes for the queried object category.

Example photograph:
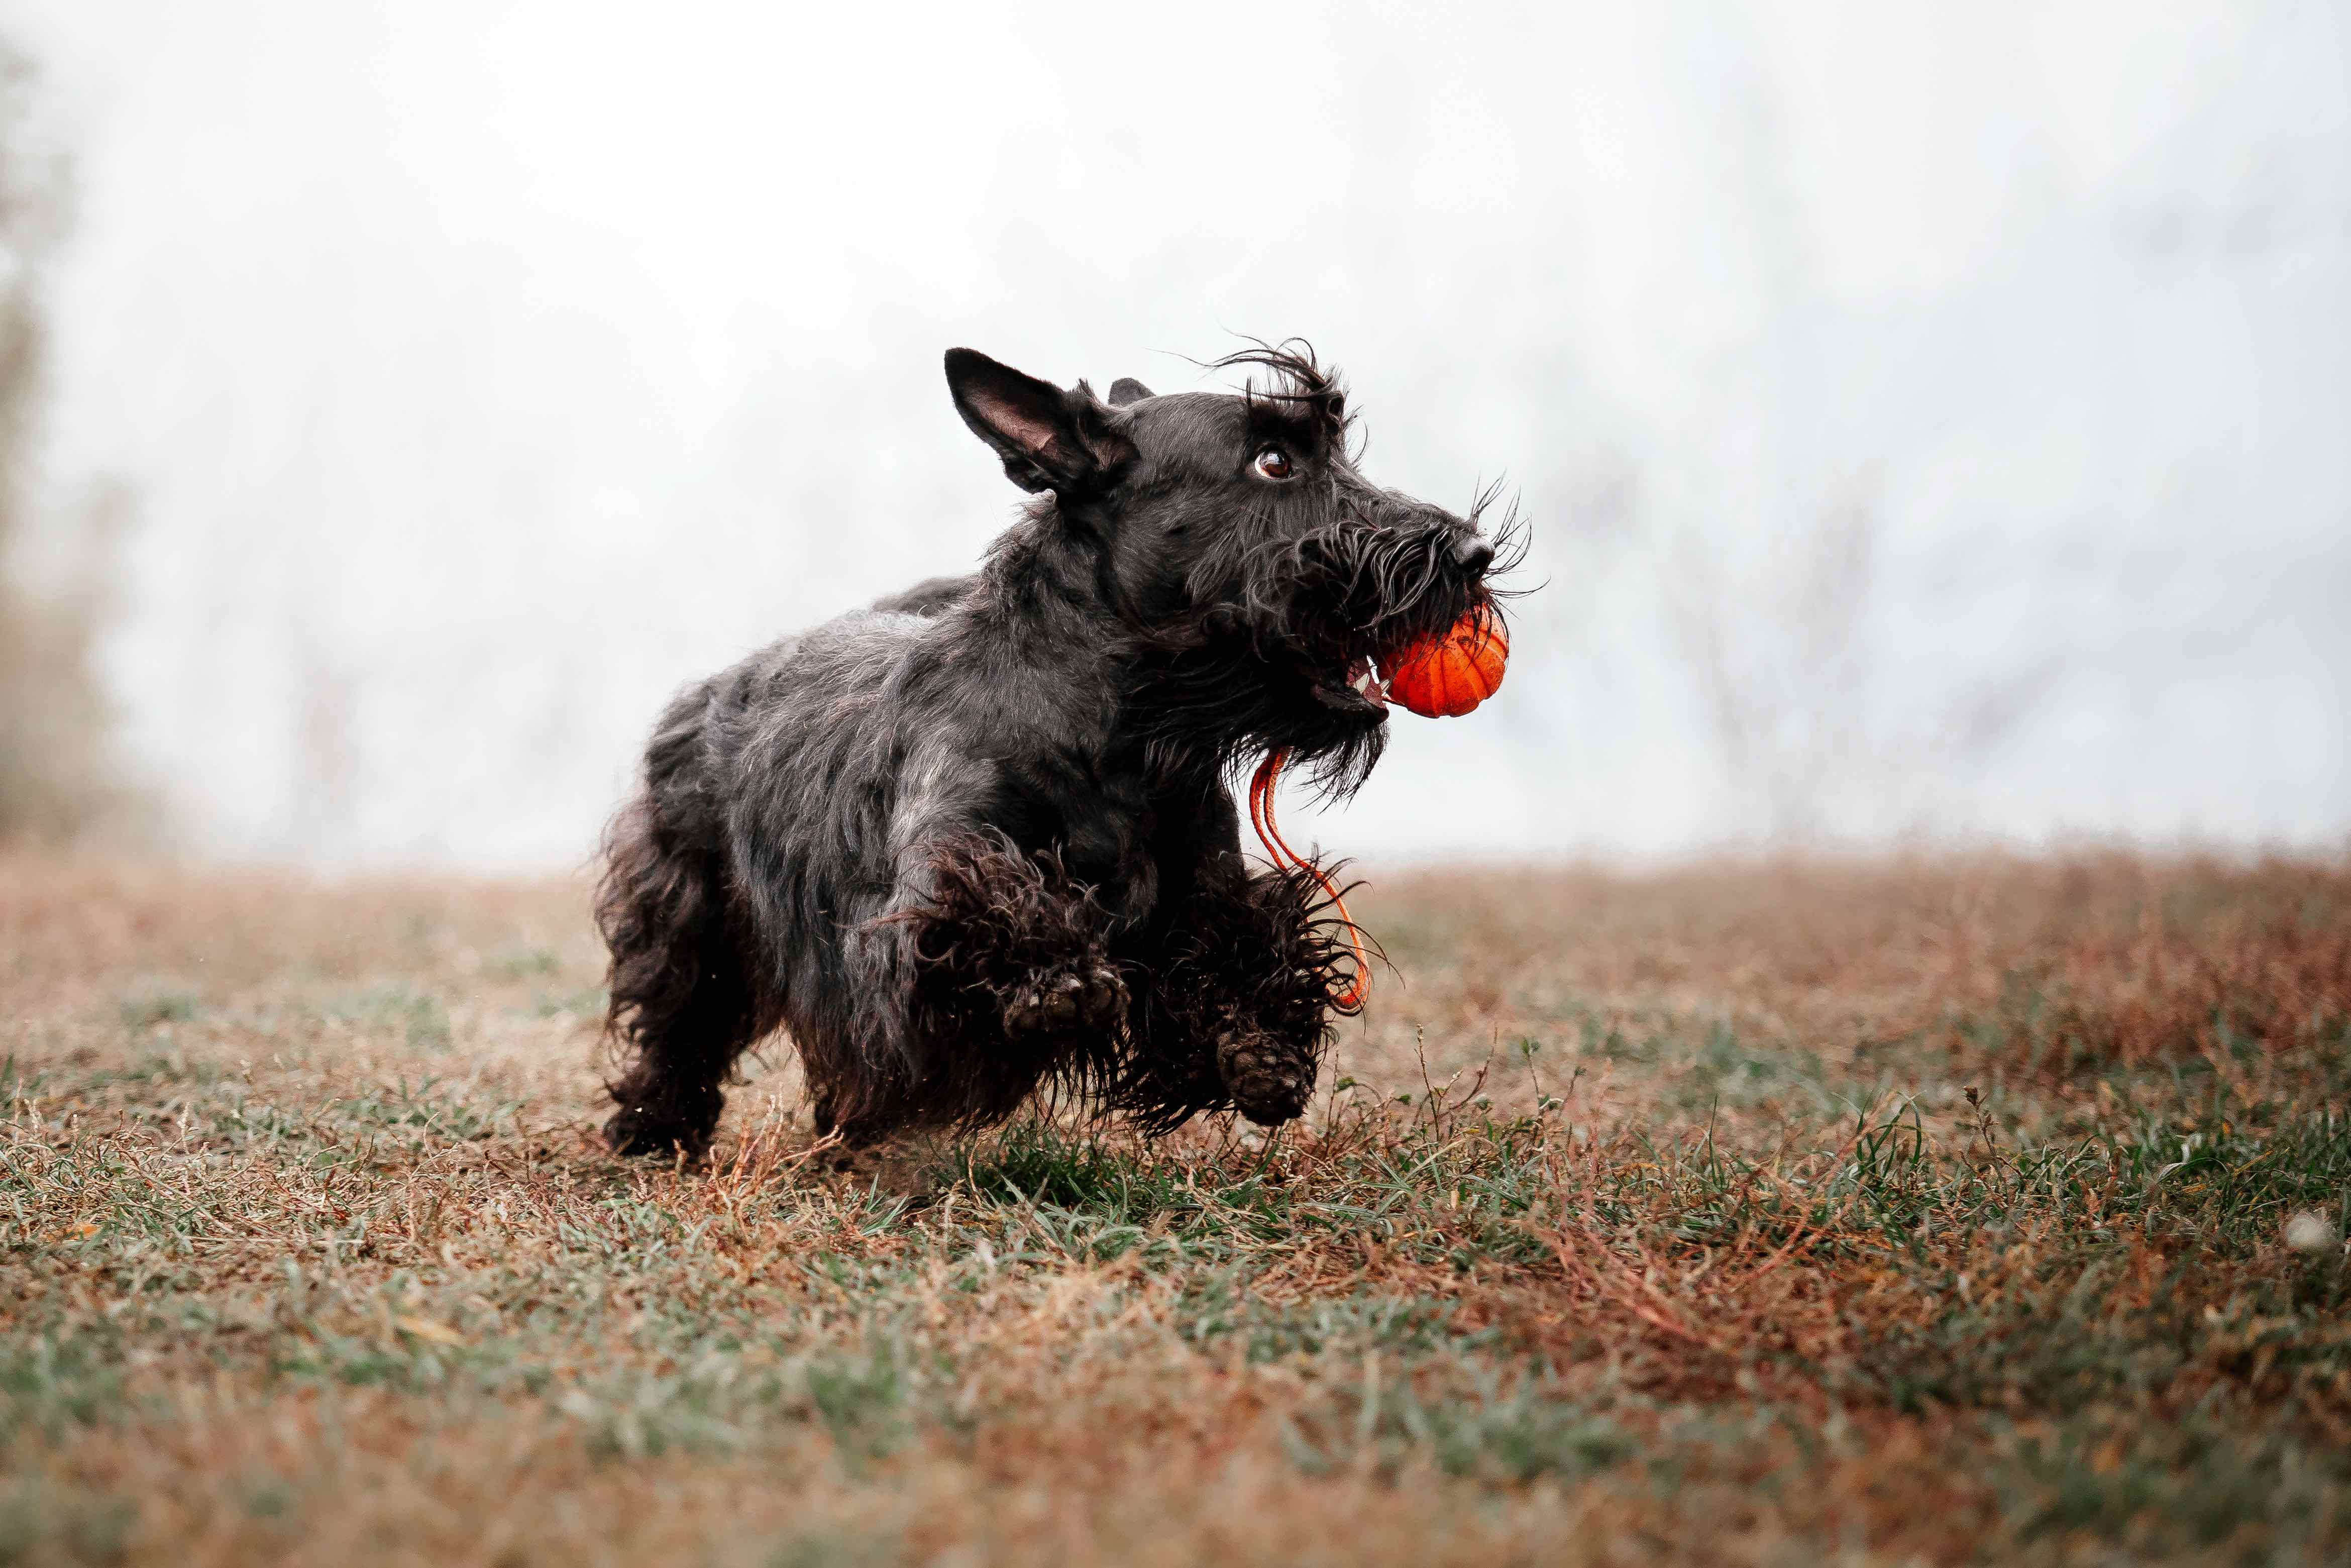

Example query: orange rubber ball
[1386,603,1509,719]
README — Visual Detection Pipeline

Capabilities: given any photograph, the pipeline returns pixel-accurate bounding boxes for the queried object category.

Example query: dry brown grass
[5,851,2348,1565]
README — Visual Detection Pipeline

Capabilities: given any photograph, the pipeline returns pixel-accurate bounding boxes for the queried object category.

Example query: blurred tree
[0,37,119,842]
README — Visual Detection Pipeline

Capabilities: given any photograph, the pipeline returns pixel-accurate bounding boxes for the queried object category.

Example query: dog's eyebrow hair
[1243,394,1331,447]
[1204,341,1350,447]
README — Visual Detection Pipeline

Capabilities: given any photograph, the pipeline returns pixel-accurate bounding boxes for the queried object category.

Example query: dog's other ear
[944,349,1133,495]
[1107,377,1153,406]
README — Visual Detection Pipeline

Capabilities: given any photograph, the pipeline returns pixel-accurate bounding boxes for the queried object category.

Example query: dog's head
[946,342,1520,793]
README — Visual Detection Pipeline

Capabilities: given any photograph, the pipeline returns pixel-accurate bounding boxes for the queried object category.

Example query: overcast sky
[14,0,2349,868]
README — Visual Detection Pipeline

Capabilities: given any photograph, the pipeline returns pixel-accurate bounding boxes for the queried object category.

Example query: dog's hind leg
[596,793,767,1158]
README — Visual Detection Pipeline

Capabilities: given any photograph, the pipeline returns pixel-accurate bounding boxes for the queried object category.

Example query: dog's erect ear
[944,349,1133,495]
[1107,377,1154,406]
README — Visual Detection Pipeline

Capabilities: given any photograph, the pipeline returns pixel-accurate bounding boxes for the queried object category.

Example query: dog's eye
[1252,446,1294,481]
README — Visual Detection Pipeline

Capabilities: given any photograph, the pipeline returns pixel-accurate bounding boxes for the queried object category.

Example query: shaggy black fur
[598,342,1519,1155]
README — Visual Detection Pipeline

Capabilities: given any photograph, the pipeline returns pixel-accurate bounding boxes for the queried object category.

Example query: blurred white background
[10,0,2348,869]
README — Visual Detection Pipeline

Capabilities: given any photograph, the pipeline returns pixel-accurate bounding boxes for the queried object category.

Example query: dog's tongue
[1347,655,1387,708]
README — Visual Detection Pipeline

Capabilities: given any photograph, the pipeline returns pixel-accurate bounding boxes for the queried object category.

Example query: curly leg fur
[597,795,772,1158]
[1116,860,1358,1131]
[825,836,1128,1139]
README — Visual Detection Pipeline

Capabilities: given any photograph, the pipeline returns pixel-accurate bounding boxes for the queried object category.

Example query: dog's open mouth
[1313,653,1389,715]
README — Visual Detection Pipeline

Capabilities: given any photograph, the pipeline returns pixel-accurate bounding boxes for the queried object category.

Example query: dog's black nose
[1451,536,1494,575]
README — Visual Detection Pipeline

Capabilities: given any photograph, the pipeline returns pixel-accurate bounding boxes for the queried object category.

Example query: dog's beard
[1128,533,1497,801]
[1117,471,1526,800]
[1126,636,1392,801]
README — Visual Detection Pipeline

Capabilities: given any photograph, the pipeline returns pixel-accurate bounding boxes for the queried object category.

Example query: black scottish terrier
[597,344,1512,1156]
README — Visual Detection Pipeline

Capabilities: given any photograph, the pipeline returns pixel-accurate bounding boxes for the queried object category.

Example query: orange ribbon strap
[1246,748,1370,1011]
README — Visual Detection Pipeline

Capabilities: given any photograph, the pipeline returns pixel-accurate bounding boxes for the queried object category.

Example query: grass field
[4,851,2349,1565]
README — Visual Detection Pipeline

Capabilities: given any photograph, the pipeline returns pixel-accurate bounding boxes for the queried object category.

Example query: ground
[2,851,2348,1566]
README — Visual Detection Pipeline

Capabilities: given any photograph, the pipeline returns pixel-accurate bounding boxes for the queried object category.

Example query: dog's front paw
[1002,958,1128,1038]
[1216,1024,1315,1126]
